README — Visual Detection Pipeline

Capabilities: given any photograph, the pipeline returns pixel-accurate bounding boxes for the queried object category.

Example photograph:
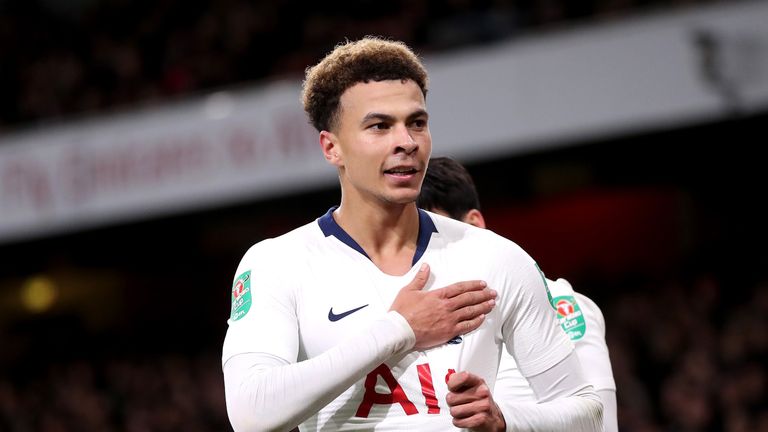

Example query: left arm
[446,351,603,432]
[448,244,602,431]
[573,293,617,432]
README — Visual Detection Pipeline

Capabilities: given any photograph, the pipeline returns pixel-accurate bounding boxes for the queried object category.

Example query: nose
[395,125,417,155]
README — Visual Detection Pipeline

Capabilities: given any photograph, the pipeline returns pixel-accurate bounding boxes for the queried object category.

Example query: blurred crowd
[1,271,765,431]
[1,0,719,132]
[608,273,768,431]
[0,352,228,432]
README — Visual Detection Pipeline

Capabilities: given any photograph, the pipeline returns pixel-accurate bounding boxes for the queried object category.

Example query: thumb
[447,371,481,392]
[402,263,430,291]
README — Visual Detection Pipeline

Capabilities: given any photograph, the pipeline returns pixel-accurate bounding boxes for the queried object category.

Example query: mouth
[383,166,419,177]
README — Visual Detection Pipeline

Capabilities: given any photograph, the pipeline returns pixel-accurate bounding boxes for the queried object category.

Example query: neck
[333,199,420,275]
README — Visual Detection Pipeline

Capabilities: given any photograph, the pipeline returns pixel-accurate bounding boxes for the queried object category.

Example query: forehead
[339,79,426,119]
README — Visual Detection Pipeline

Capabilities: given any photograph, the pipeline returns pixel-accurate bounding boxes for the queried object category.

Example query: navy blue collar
[318,206,437,266]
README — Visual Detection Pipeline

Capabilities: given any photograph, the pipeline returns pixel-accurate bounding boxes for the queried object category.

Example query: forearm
[223,312,415,431]
[497,388,602,432]
[496,352,603,432]
[598,388,617,432]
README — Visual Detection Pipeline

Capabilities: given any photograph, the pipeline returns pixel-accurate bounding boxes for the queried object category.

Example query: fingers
[440,280,487,299]
[446,373,504,431]
[439,282,497,328]
[451,411,498,430]
[446,371,483,393]
[447,373,488,412]
[449,288,497,310]
[454,314,486,337]
[401,263,430,292]
[449,290,496,335]
[394,268,496,350]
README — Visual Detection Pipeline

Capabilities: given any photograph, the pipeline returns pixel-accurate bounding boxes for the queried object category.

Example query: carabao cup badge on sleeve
[230,270,252,321]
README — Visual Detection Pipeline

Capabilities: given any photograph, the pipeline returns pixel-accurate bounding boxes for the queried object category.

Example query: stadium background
[1,0,767,430]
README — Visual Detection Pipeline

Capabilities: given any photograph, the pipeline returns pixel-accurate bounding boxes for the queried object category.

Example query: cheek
[419,131,432,148]
[343,152,376,181]
[421,139,432,157]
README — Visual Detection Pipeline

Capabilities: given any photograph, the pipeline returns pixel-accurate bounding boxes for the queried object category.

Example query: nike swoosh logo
[328,304,369,322]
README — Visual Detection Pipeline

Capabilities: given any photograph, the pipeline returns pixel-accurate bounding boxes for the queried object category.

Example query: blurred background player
[418,156,618,432]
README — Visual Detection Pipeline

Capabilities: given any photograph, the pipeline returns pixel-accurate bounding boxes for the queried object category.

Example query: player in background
[418,156,617,432]
[223,37,602,431]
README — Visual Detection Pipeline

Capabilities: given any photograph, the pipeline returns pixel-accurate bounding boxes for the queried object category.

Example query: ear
[320,130,342,167]
[462,209,486,229]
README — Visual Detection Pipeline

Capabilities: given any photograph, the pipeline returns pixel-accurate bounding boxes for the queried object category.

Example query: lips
[384,166,418,176]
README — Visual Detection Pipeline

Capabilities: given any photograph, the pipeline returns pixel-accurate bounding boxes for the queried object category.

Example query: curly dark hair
[301,36,428,132]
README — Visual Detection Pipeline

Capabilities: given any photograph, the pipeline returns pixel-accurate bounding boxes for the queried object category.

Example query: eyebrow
[360,109,429,126]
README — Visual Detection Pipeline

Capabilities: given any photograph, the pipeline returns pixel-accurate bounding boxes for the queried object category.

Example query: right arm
[224,312,415,431]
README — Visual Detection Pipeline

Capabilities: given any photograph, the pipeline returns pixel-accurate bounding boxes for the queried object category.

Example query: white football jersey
[494,279,616,403]
[223,208,573,431]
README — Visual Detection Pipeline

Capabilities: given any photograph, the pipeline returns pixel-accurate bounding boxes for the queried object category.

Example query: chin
[386,192,419,205]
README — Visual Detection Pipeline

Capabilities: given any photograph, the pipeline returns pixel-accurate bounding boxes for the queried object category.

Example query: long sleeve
[497,351,604,431]
[573,293,617,431]
[493,258,602,431]
[223,311,415,431]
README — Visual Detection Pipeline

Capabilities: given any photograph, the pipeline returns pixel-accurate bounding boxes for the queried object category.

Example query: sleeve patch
[230,270,252,321]
[551,295,586,341]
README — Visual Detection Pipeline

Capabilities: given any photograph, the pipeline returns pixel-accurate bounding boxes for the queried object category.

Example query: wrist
[386,311,416,352]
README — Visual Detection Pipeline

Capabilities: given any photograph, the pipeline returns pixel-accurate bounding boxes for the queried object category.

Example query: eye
[369,122,390,130]
[411,118,427,129]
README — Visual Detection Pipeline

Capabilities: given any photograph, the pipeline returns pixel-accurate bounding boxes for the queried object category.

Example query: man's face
[329,79,431,206]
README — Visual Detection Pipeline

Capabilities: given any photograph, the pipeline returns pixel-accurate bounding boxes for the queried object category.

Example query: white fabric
[493,280,616,431]
[497,351,604,431]
[222,210,596,431]
[573,294,617,394]
[223,312,415,431]
[598,388,618,432]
